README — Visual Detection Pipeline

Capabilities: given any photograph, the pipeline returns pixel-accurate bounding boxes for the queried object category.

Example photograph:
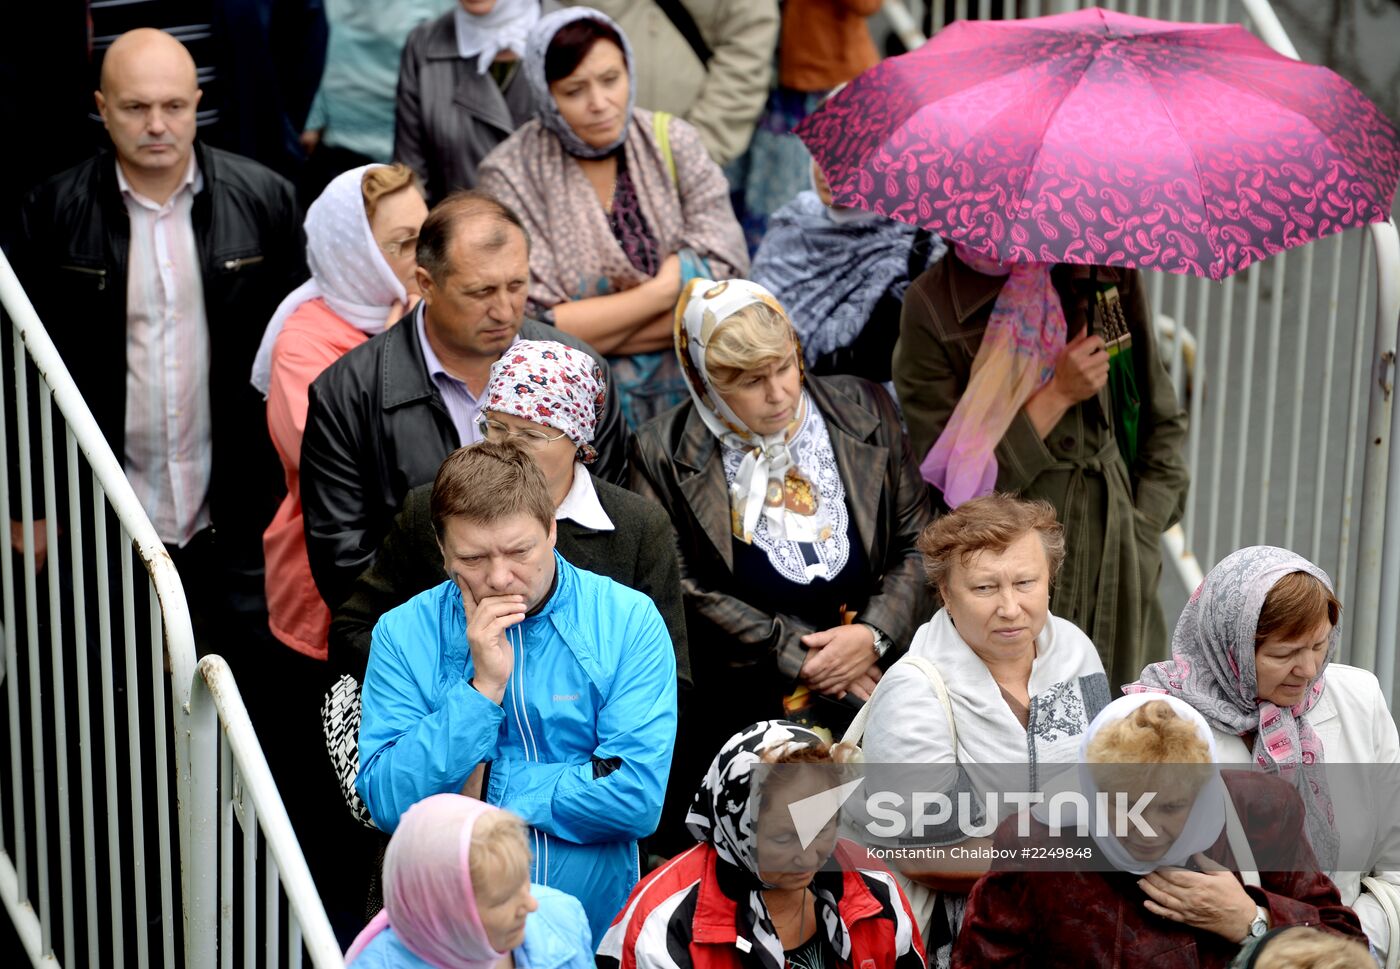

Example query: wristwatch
[1240,905,1269,943]
[860,623,893,661]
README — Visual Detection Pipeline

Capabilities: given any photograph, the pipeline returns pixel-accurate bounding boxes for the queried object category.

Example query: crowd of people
[7,3,1400,969]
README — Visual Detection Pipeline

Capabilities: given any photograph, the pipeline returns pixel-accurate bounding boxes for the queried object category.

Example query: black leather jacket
[14,143,306,562]
[300,311,630,609]
[629,374,937,748]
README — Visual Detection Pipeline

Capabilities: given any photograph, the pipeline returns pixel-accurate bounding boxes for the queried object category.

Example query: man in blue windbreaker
[356,440,678,943]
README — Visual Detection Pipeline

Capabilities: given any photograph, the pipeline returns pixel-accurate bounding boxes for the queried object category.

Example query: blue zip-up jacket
[357,552,677,943]
[349,884,593,969]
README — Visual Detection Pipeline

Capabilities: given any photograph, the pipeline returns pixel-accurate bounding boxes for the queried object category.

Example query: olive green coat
[894,253,1189,687]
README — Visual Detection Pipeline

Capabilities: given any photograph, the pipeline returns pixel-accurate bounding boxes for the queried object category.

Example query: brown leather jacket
[629,373,935,748]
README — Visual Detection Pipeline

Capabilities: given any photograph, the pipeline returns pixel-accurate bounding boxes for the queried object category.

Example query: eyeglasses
[379,234,419,258]
[476,415,570,447]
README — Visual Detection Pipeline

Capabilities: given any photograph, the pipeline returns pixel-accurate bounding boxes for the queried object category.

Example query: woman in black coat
[630,278,935,756]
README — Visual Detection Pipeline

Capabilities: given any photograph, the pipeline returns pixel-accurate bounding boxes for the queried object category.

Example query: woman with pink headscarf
[346,795,593,969]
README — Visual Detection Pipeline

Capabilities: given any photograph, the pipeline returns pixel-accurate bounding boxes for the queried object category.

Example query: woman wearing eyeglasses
[253,162,428,664]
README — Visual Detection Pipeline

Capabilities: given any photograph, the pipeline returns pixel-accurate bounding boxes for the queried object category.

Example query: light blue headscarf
[523,7,636,159]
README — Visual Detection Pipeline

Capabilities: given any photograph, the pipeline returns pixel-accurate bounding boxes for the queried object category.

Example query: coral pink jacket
[264,298,371,659]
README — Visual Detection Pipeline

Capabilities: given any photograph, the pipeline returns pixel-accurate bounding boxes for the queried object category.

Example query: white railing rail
[880,0,1400,702]
[187,656,345,969]
[0,245,340,966]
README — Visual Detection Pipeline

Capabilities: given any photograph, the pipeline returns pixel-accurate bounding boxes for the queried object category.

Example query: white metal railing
[880,0,1400,702]
[0,249,342,967]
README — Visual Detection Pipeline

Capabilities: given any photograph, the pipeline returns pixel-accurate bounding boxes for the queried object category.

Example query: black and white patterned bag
[321,674,377,829]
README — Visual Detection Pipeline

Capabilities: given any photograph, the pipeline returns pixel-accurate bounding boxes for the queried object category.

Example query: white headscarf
[250,164,406,395]
[674,278,825,545]
[1034,693,1228,875]
[455,0,541,74]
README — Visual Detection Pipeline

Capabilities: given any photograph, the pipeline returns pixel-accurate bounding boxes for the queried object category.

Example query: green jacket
[894,253,1189,687]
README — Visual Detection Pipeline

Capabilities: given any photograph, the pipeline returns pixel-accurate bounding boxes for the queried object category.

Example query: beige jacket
[562,0,779,166]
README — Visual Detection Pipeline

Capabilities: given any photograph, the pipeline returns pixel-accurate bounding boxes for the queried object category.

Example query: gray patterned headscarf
[1126,545,1339,868]
[686,720,852,969]
[523,7,636,159]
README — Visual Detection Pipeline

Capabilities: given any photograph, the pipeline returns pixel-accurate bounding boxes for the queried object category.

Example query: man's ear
[416,266,434,303]
[94,90,108,126]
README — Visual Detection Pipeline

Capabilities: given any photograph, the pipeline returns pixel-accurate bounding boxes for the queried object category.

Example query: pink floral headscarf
[345,795,511,969]
[920,244,1067,506]
[484,340,606,465]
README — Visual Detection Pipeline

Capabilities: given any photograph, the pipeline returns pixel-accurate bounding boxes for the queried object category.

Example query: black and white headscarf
[685,720,853,969]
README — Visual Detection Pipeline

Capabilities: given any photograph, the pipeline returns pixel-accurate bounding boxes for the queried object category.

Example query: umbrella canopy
[796,7,1400,280]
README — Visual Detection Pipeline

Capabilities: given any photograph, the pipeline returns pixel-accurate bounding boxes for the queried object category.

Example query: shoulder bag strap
[1222,786,1262,888]
[841,655,958,752]
[651,0,713,68]
[652,110,678,186]
[1361,877,1400,969]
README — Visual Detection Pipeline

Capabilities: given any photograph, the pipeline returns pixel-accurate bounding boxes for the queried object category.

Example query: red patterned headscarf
[484,340,606,465]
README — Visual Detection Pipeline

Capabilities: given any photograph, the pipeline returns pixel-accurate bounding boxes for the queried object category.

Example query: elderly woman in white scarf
[952,694,1366,968]
[629,278,933,772]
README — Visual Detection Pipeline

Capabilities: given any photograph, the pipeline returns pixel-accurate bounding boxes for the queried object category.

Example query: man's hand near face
[459,577,526,704]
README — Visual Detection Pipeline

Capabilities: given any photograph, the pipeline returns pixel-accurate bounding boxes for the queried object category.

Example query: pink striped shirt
[118,158,213,547]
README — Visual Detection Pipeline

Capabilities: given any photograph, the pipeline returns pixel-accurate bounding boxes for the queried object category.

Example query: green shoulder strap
[652,110,678,186]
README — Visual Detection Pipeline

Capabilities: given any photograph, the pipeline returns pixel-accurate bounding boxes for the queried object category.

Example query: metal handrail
[1,240,341,964]
[187,657,345,969]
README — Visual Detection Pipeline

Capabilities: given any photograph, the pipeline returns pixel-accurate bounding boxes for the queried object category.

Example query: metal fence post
[185,672,219,969]
[1370,221,1400,704]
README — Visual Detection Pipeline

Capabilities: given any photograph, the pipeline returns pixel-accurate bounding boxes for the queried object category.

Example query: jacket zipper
[61,264,107,290]
[509,625,548,885]
[222,255,265,271]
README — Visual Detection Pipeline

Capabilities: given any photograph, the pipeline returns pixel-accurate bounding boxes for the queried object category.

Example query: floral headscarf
[484,340,605,464]
[675,278,827,545]
[685,720,852,969]
[345,795,511,969]
[919,245,1067,506]
[1126,545,1339,868]
[523,7,636,159]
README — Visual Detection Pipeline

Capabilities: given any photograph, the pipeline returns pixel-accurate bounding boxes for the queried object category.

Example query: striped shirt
[118,157,213,547]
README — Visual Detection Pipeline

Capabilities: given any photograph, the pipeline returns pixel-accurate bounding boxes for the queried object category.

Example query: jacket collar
[381,302,439,411]
[421,9,521,134]
[516,897,580,969]
[689,844,885,947]
[96,140,216,211]
[673,376,886,571]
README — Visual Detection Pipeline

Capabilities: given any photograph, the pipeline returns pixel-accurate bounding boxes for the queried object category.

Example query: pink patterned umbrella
[795,7,1400,280]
